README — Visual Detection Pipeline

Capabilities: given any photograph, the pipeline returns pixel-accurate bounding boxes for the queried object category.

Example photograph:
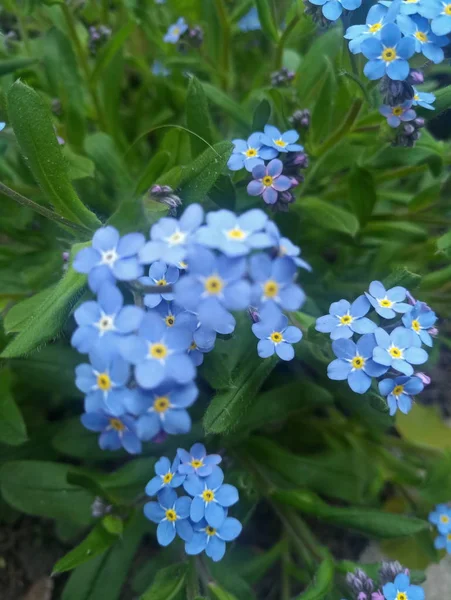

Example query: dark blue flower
[177,443,222,477]
[379,100,416,127]
[265,221,311,271]
[185,517,242,562]
[328,334,388,394]
[144,487,193,546]
[184,466,239,528]
[227,132,277,172]
[429,503,451,534]
[397,14,448,62]
[308,0,362,21]
[145,456,186,496]
[252,304,302,361]
[71,283,144,354]
[140,261,180,308]
[361,23,415,81]
[402,302,437,347]
[81,410,141,454]
[316,296,377,340]
[259,125,303,153]
[373,326,428,376]
[249,254,305,311]
[378,375,424,415]
[120,312,195,389]
[345,4,388,54]
[73,226,145,292]
[365,280,411,318]
[382,573,424,600]
[247,160,293,205]
[164,17,188,43]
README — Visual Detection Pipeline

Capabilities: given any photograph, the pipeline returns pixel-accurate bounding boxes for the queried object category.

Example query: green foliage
[141,563,188,599]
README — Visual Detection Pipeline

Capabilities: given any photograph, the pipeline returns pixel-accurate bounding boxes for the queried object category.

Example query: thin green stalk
[215,0,231,91]
[275,14,300,70]
[17,12,31,56]
[281,540,291,600]
[186,556,201,600]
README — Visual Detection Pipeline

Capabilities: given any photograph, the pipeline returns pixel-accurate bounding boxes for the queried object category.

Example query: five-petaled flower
[247,159,293,205]
[177,443,222,477]
[412,88,436,110]
[379,100,416,127]
[308,0,362,22]
[140,261,180,308]
[316,296,377,340]
[163,17,188,43]
[365,281,411,318]
[373,326,428,376]
[145,456,186,496]
[227,132,277,172]
[81,410,141,454]
[185,517,242,562]
[378,375,424,415]
[429,503,451,534]
[249,254,305,311]
[402,302,437,346]
[397,14,448,62]
[259,125,303,153]
[252,304,302,361]
[144,487,193,546]
[345,4,388,53]
[382,573,425,600]
[361,23,415,81]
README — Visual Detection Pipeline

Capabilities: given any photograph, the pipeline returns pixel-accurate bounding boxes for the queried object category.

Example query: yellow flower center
[414,94,419,100]
[206,526,216,536]
[173,27,180,35]
[226,227,246,240]
[156,278,167,286]
[411,319,421,332]
[191,459,203,468]
[405,0,419,3]
[163,472,173,484]
[445,4,451,16]
[149,343,168,359]
[165,509,177,522]
[351,356,365,370]
[263,280,279,298]
[245,148,257,157]
[270,331,283,344]
[262,175,273,187]
[204,275,224,295]
[393,385,404,396]
[202,489,215,503]
[97,373,111,391]
[165,315,175,327]
[369,22,382,33]
[382,47,397,62]
[109,418,125,432]
[389,346,403,359]
[448,533,451,541]
[396,593,407,600]
[415,31,428,42]
[378,297,393,308]
[392,107,404,116]
[189,341,197,351]
[179,260,188,269]
[340,314,353,325]
[274,138,287,148]
[440,514,450,524]
[153,396,170,413]
[167,230,185,245]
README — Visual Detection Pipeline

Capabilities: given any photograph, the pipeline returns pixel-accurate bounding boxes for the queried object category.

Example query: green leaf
[91,22,135,84]
[295,197,359,237]
[7,81,99,229]
[141,563,188,600]
[437,230,451,253]
[102,515,124,535]
[348,167,377,226]
[135,151,171,196]
[53,522,118,574]
[252,99,271,131]
[201,83,251,128]
[383,266,421,290]
[408,183,441,213]
[296,558,334,600]
[186,76,214,157]
[207,583,239,600]
[1,263,86,358]
[0,461,93,525]
[63,146,95,180]
[3,287,54,334]
[430,85,451,116]
[0,370,27,446]
[0,57,38,76]
[254,0,279,42]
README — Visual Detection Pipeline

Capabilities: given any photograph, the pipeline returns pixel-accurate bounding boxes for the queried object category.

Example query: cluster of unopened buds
[344,562,425,600]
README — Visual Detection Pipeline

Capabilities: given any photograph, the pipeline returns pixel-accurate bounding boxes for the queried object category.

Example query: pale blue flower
[144,487,193,546]
[227,132,277,172]
[412,88,436,110]
[379,100,416,127]
[259,125,303,153]
[365,280,411,318]
[308,0,362,21]
[361,23,415,81]
[345,4,388,54]
[397,14,448,62]
[185,517,242,562]
[316,295,377,340]
[378,375,424,415]
[164,18,188,43]
[373,326,428,376]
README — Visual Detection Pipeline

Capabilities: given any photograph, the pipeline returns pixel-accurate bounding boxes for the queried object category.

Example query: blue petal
[327,359,351,380]
[205,536,226,562]
[175,518,193,542]
[348,369,372,394]
[190,496,205,522]
[185,532,208,555]
[215,484,239,507]
[157,520,176,546]
[143,501,165,523]
[205,502,226,528]
[217,517,242,541]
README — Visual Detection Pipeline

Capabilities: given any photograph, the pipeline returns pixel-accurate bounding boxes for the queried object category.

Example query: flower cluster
[72,205,306,453]
[429,503,451,553]
[228,125,308,211]
[144,445,242,561]
[316,281,437,413]
[164,17,204,49]
[344,563,425,600]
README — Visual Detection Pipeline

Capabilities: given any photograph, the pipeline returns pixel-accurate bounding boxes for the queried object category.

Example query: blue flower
[145,456,186,496]
[397,14,448,62]
[430,0,451,36]
[373,326,428,376]
[379,100,416,127]
[185,517,242,562]
[361,23,415,81]
[402,303,437,346]
[139,203,204,266]
[238,7,261,31]
[174,246,251,335]
[164,18,188,43]
[381,0,436,17]
[252,304,302,361]
[144,487,193,546]
[227,133,277,172]
[345,4,388,54]
[429,503,451,534]
[188,337,214,366]
[259,125,303,153]
[124,381,198,439]
[120,311,195,389]
[196,208,273,257]
[383,573,425,600]
[316,296,377,340]
[434,533,451,553]
[265,221,311,271]
[249,254,305,311]
[73,226,145,292]
[378,375,424,415]
[412,87,436,110]
[81,410,141,454]
[184,466,239,528]
[177,443,222,477]
[152,60,170,77]
[0,122,5,132]
[327,334,388,394]
[308,0,362,21]
[71,283,144,354]
[140,261,180,308]
[75,348,130,416]
[365,280,411,318]
[155,300,197,331]
[247,160,293,205]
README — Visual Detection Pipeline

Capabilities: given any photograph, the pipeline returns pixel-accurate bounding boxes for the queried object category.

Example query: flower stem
[274,14,300,70]
[186,556,200,600]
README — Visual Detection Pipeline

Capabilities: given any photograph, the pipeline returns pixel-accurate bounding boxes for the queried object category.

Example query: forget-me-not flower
[73,226,145,292]
[361,23,415,81]
[259,125,303,153]
[184,466,239,528]
[430,0,451,36]
[0,123,5,132]
[155,300,197,331]
[177,443,222,477]
[227,133,277,172]
[164,18,188,43]
[188,337,214,366]
[81,410,141,454]
[144,487,193,546]
[397,14,448,62]
[196,208,273,256]
[265,221,311,271]
[345,4,388,54]
[71,283,143,354]
[412,88,436,110]
[429,503,451,534]
[308,0,362,22]
[381,0,435,17]
[373,326,428,376]
[145,456,186,496]
[434,533,451,553]
[249,254,305,311]
[365,280,411,318]
[238,7,261,31]
[402,303,437,346]
[327,334,388,394]
[382,573,425,600]
[378,375,424,415]
[139,203,204,266]
[185,517,242,562]
[379,100,416,127]
[152,60,170,77]
[247,160,293,205]
[316,296,377,340]
[140,261,179,308]
[252,304,302,361]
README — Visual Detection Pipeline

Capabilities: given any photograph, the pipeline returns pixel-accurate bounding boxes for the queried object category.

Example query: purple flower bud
[152,431,168,444]
[408,69,424,85]
[372,592,384,600]
[415,372,431,386]
[404,124,415,135]
[414,118,425,129]
[91,497,112,518]
[379,561,404,586]
[148,185,182,215]
[428,327,438,336]
[62,251,70,262]
[248,306,260,324]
